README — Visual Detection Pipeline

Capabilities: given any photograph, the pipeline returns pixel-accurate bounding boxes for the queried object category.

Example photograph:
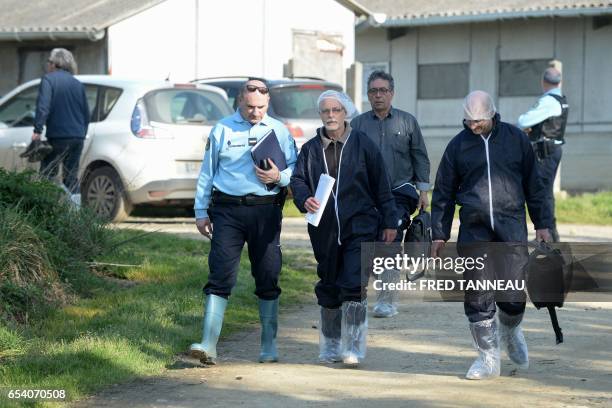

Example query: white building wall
[108,0,355,85]
[194,0,354,84]
[108,0,197,82]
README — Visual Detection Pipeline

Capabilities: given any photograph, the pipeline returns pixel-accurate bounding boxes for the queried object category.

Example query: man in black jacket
[431,91,551,380]
[351,70,430,318]
[290,90,397,367]
[32,48,89,201]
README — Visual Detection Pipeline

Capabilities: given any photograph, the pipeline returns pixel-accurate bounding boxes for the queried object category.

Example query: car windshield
[144,88,232,125]
[270,85,341,119]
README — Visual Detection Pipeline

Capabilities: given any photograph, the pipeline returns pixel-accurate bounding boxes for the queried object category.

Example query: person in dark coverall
[431,91,552,379]
[518,67,569,242]
[351,70,431,318]
[32,48,89,203]
[190,78,297,364]
[290,90,398,367]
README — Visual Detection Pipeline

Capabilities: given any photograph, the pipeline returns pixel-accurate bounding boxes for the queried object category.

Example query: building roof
[339,0,612,26]
[0,0,165,40]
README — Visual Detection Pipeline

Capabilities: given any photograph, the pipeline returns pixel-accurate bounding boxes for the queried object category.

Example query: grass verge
[0,230,316,407]
[284,191,612,225]
[555,192,612,225]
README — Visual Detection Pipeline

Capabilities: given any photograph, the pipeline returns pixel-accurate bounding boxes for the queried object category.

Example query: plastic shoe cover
[372,269,399,318]
[258,298,279,363]
[498,309,529,369]
[319,307,342,363]
[341,300,368,367]
[466,318,501,380]
[189,294,228,364]
[70,193,81,207]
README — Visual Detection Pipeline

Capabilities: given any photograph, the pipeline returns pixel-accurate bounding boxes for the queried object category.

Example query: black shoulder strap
[548,93,568,109]
[547,305,564,344]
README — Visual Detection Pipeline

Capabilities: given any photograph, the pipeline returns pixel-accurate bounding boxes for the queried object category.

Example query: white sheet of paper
[306,174,335,227]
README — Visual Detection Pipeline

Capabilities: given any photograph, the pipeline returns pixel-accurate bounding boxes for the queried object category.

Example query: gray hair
[367,70,394,91]
[542,67,562,85]
[48,48,77,74]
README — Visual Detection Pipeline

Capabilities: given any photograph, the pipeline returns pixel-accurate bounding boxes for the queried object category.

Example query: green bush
[0,169,111,321]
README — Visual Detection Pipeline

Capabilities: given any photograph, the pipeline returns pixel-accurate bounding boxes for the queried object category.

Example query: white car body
[0,75,232,221]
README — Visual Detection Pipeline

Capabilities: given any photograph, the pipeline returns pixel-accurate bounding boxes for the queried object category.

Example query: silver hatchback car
[0,76,232,221]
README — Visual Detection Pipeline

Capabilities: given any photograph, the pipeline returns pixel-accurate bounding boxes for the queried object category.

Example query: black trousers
[458,219,528,323]
[40,138,84,194]
[314,238,367,308]
[205,202,282,300]
[537,145,562,231]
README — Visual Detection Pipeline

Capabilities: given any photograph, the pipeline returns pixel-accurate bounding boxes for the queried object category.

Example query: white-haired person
[32,48,89,202]
[290,90,398,367]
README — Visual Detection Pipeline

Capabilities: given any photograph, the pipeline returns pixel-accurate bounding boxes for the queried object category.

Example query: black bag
[392,183,419,230]
[404,209,432,281]
[19,140,53,162]
[526,242,571,344]
[405,208,431,244]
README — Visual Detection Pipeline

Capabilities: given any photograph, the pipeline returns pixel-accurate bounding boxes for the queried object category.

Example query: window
[98,87,122,121]
[499,59,550,97]
[84,85,99,121]
[0,86,38,127]
[144,89,232,125]
[83,85,123,123]
[418,63,469,99]
[270,85,341,119]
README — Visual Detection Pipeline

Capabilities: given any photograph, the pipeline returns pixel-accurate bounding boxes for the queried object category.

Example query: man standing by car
[32,48,89,203]
[190,78,297,364]
[351,71,430,318]
[518,67,569,242]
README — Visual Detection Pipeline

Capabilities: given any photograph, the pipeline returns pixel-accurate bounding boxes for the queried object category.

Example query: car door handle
[12,142,28,148]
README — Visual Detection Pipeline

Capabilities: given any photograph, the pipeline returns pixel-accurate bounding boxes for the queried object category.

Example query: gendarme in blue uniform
[194,109,297,300]
[194,110,297,219]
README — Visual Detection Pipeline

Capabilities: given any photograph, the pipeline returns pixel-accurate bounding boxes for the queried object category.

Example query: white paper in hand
[306,174,335,227]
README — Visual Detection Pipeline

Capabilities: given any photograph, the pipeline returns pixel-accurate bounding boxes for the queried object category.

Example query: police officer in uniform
[351,71,430,318]
[189,78,297,364]
[518,67,569,242]
[432,91,551,380]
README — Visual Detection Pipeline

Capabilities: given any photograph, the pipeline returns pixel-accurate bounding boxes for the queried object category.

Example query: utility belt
[532,137,561,161]
[211,190,285,206]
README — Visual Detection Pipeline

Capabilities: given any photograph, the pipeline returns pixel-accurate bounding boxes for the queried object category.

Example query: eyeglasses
[464,119,487,126]
[319,107,344,115]
[367,87,391,95]
[245,84,269,94]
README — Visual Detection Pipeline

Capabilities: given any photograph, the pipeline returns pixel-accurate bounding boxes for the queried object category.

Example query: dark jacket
[290,127,398,245]
[350,108,430,191]
[34,70,89,139]
[431,113,552,242]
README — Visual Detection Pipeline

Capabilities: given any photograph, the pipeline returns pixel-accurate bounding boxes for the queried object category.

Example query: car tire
[83,166,132,222]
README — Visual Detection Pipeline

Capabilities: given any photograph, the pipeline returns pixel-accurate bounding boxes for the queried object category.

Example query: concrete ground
[72,217,612,407]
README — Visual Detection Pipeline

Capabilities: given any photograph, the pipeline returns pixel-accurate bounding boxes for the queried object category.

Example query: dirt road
[73,218,612,407]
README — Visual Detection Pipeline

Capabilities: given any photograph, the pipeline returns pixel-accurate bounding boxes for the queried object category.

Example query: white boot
[498,309,529,369]
[319,307,342,363]
[372,269,399,318]
[466,318,501,380]
[341,300,368,367]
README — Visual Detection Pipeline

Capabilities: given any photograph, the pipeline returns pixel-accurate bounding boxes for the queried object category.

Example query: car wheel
[83,166,132,222]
